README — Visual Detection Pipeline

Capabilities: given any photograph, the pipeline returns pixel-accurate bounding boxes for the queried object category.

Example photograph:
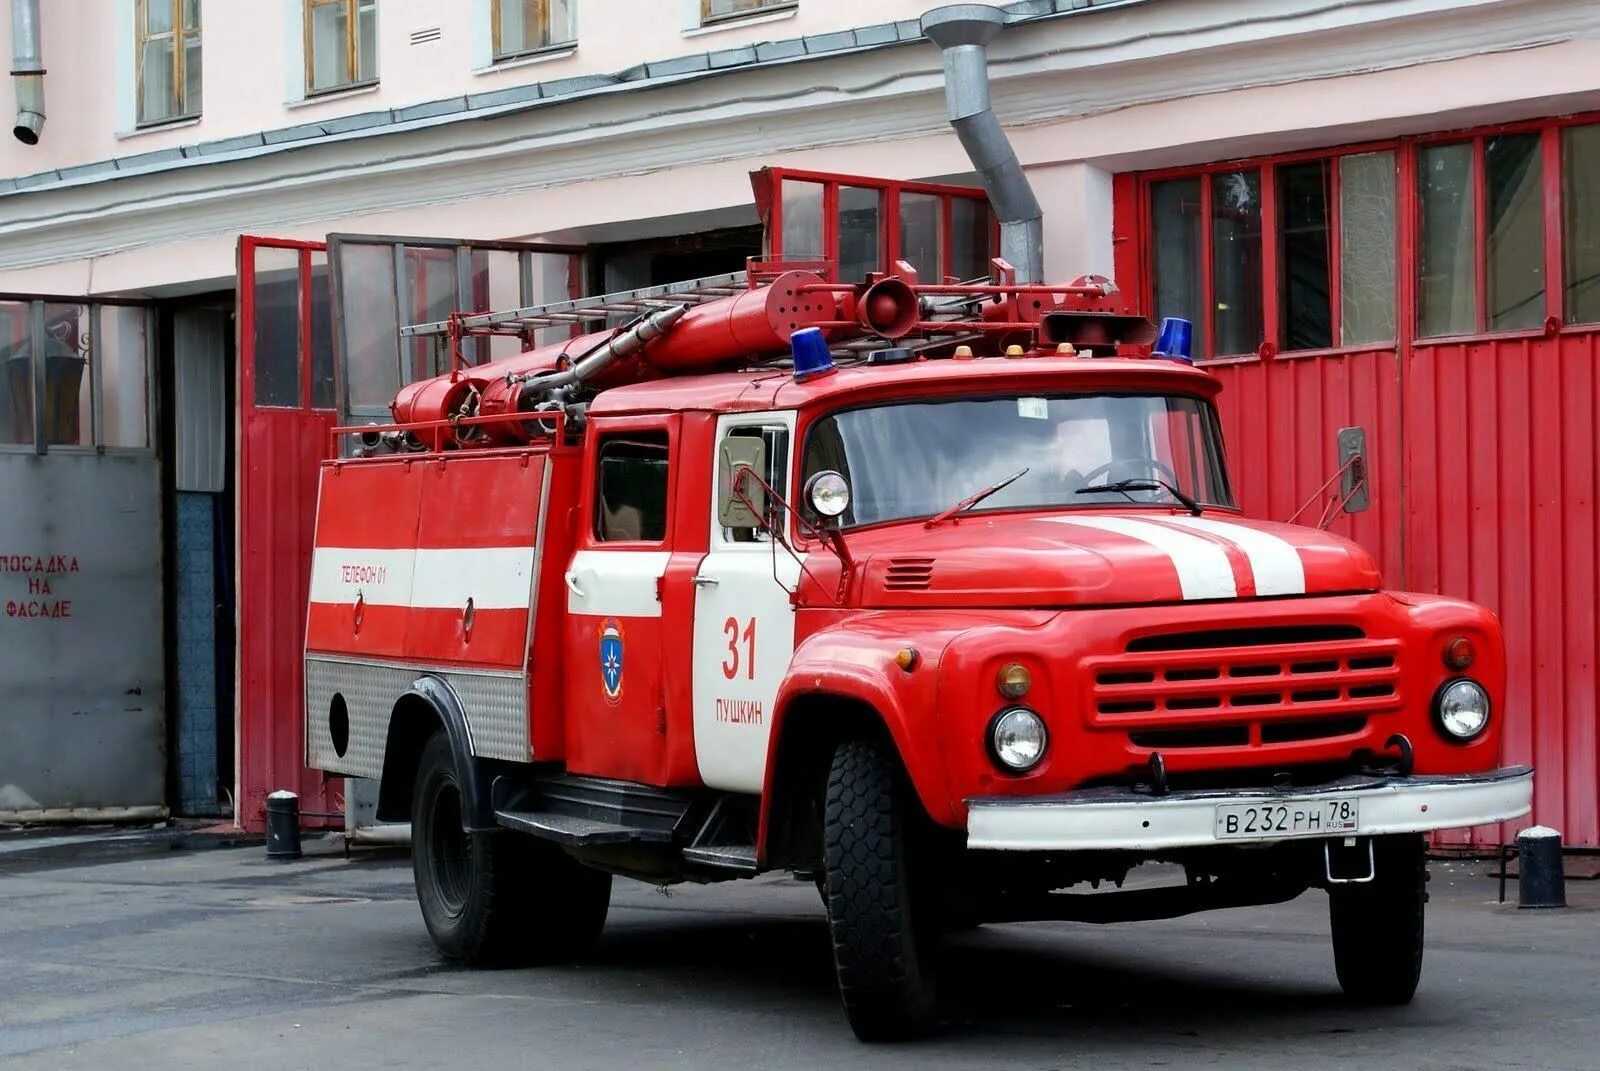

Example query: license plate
[1214,797,1360,840]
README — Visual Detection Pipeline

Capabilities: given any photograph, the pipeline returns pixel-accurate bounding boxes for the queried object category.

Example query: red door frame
[752,167,1000,281]
[236,235,341,831]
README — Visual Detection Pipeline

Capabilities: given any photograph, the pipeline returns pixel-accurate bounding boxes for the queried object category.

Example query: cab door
[691,413,803,793]
[562,415,680,784]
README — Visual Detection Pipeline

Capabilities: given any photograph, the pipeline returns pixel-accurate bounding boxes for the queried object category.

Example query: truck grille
[1087,625,1401,747]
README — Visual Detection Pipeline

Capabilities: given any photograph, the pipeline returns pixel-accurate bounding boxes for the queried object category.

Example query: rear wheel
[412,732,611,965]
[1328,834,1427,1004]
[822,738,939,1041]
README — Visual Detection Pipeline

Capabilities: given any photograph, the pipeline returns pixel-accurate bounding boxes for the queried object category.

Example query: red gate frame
[236,235,341,831]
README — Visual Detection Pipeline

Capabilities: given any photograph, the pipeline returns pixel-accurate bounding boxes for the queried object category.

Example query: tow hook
[1145,752,1169,796]
[1325,837,1376,884]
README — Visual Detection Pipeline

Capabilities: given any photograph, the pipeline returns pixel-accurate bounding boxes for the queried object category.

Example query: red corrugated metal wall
[1115,114,1600,848]
[1406,334,1600,847]
[1208,351,1403,585]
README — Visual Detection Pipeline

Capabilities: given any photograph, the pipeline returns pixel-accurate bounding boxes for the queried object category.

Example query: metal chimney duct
[921,4,1043,284]
[11,0,44,144]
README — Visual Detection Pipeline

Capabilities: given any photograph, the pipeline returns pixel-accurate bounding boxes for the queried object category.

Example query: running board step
[495,809,675,848]
[682,844,758,874]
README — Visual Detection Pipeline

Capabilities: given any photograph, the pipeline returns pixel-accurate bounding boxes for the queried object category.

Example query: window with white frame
[700,0,796,26]
[305,0,377,94]
[493,0,574,59]
[135,0,200,124]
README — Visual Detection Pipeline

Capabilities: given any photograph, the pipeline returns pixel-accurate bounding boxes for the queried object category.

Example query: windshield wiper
[926,467,1030,527]
[1074,477,1203,516]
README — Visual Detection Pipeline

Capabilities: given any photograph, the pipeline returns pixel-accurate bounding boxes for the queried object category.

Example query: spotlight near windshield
[806,471,851,520]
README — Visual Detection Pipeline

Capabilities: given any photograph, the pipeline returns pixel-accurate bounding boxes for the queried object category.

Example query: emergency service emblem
[599,618,624,704]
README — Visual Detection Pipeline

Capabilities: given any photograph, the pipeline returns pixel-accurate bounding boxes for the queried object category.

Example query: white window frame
[284,0,380,105]
[114,0,201,137]
[471,0,577,70]
[117,0,203,129]
[682,0,798,34]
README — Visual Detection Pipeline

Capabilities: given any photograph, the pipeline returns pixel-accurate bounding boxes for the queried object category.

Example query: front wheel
[822,738,939,1041]
[412,732,611,965]
[1328,834,1427,1004]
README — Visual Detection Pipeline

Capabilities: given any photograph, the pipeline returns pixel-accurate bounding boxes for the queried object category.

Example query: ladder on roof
[398,270,753,339]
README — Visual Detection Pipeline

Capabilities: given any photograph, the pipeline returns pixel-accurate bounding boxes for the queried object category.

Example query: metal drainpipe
[921,4,1044,284]
[11,0,44,144]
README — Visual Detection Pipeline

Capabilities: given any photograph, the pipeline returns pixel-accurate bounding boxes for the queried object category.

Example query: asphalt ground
[0,833,1596,1070]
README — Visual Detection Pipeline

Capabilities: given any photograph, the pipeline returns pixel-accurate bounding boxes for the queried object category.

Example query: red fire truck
[303,246,1531,1038]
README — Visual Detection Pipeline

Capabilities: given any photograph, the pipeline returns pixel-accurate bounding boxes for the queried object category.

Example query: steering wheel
[1077,457,1182,490]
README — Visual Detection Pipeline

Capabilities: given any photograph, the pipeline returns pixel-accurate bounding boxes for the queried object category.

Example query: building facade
[2,0,1597,843]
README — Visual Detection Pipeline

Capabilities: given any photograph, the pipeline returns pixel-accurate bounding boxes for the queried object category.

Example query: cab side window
[596,432,670,542]
[723,425,789,543]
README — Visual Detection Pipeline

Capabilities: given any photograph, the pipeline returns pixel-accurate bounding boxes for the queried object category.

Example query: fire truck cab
[303,252,1531,1039]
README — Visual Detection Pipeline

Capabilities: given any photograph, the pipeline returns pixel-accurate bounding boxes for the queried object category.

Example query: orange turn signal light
[997,662,1032,699]
[895,648,921,672]
[1444,635,1476,670]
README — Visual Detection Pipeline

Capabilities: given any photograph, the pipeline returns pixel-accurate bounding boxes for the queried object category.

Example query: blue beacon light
[1153,317,1194,364]
[790,327,837,382]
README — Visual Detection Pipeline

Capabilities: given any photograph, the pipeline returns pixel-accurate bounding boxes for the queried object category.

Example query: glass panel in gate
[327,235,587,420]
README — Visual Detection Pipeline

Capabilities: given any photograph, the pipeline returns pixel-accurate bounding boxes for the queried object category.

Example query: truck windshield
[801,393,1234,529]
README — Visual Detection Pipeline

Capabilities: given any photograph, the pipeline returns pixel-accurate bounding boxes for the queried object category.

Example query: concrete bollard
[1517,825,1565,909]
[265,790,303,861]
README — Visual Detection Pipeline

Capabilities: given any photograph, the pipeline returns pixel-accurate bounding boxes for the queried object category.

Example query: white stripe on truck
[1046,516,1238,600]
[1158,516,1307,596]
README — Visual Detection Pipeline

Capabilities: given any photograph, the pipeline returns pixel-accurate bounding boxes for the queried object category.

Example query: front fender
[762,611,1056,842]
[769,629,954,826]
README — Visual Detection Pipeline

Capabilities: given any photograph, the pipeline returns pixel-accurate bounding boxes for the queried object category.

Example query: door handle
[692,575,720,587]
[565,572,585,598]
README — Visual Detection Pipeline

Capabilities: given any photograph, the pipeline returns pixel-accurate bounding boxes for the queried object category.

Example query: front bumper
[966,765,1533,851]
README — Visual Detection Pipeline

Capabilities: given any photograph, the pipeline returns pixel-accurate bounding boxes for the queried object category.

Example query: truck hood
[854,511,1381,608]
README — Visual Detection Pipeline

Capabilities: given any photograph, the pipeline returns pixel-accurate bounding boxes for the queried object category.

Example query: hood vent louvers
[884,558,935,591]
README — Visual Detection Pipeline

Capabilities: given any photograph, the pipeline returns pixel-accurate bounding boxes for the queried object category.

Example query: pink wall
[0,0,1010,179]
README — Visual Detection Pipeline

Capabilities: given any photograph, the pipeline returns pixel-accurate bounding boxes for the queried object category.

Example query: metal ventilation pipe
[921,4,1043,283]
[10,0,44,144]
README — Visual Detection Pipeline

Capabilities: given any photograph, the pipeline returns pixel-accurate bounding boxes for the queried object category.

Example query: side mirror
[717,437,768,529]
[1337,426,1370,514]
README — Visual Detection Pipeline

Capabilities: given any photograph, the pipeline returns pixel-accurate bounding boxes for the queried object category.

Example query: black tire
[412,732,611,966]
[1328,834,1428,1005]
[822,738,938,1041]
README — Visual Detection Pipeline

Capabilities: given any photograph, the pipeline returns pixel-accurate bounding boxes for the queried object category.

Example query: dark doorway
[160,294,237,818]
[591,225,764,293]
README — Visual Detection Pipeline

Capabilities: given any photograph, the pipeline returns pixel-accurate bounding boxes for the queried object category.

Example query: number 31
[722,616,756,680]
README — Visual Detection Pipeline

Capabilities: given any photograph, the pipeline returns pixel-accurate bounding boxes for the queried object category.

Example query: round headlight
[990,707,1048,772]
[1436,678,1490,740]
[997,662,1032,700]
[805,470,851,519]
